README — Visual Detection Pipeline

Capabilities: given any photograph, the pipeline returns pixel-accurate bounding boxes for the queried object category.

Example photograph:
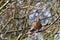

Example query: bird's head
[34,18,40,22]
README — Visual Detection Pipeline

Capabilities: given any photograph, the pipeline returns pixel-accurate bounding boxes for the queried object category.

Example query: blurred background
[0,0,60,40]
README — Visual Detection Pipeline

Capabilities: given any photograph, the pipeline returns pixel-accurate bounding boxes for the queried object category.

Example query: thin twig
[16,8,29,40]
[1,17,13,32]
[0,0,10,10]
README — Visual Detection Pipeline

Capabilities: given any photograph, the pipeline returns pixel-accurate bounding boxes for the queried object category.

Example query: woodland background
[0,0,60,40]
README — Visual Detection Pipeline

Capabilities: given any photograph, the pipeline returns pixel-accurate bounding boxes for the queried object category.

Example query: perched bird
[30,18,42,35]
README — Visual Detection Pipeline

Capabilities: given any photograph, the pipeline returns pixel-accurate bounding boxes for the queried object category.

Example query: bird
[29,18,42,35]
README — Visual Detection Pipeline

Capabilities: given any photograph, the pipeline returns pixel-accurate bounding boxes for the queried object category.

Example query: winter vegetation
[0,0,60,40]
